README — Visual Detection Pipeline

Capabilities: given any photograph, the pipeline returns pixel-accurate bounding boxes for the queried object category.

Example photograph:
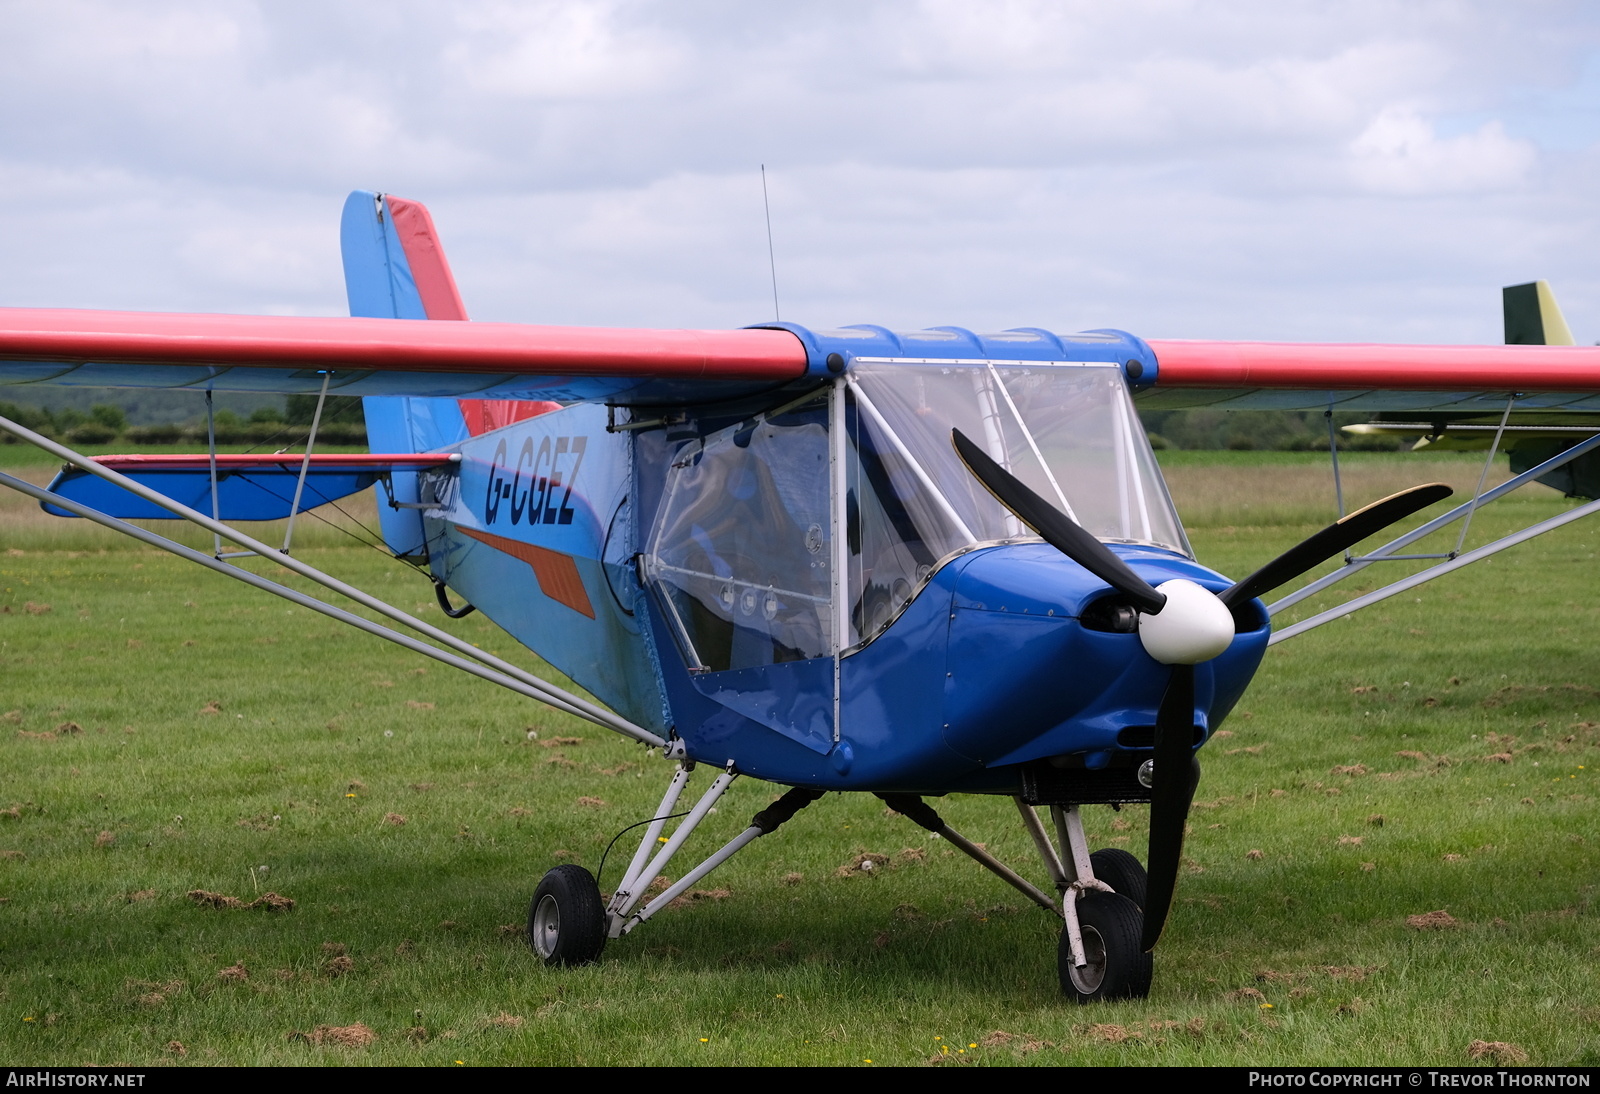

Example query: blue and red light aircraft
[4,192,1600,1000]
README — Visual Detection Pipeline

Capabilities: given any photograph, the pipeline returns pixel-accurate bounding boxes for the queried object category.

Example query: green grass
[0,449,1596,1065]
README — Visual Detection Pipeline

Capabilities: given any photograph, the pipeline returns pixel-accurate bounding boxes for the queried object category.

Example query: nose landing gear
[1061,890,1151,1003]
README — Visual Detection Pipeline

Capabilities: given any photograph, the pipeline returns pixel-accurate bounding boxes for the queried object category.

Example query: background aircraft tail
[1503,279,1575,346]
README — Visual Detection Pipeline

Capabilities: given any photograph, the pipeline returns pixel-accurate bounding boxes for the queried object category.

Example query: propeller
[951,428,1451,951]
[1143,662,1200,951]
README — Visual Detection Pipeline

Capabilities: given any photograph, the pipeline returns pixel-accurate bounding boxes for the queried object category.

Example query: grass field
[0,447,1596,1066]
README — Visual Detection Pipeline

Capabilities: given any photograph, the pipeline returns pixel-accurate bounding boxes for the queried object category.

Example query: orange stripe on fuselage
[458,527,596,620]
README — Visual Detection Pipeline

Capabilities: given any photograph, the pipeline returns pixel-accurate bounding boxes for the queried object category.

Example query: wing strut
[0,470,646,727]
[1269,429,1600,620]
[1269,494,1600,644]
[0,413,664,748]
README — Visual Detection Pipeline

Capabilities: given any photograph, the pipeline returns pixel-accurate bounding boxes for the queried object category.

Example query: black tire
[1090,848,1148,911]
[528,865,608,967]
[1059,891,1152,1003]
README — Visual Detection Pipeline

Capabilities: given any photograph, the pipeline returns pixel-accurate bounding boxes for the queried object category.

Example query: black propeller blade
[950,428,1453,954]
[1218,483,1452,609]
[951,428,1167,614]
[1141,664,1201,952]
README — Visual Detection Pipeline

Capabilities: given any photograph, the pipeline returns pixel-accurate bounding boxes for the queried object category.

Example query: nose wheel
[528,865,607,967]
[1060,891,1151,1003]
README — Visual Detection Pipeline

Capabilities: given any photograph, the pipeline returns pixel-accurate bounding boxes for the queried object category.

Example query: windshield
[844,359,1188,644]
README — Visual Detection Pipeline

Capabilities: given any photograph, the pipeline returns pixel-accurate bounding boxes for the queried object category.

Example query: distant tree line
[1138,409,1406,451]
[0,394,367,446]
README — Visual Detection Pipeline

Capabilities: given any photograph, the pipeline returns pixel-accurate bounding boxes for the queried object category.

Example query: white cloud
[0,2,1596,343]
[446,1,686,99]
[1350,108,1537,194]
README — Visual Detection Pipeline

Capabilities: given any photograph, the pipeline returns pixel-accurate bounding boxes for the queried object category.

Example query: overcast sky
[1,1,1597,345]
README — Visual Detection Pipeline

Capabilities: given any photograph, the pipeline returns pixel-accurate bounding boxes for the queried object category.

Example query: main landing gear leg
[879,794,1150,1002]
[528,760,824,965]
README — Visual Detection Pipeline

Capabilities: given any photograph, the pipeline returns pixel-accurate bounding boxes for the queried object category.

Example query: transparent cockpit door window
[644,408,835,674]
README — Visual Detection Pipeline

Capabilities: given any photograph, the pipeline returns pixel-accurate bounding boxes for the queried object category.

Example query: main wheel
[528,865,608,967]
[1089,848,1148,911]
[1059,891,1152,1003]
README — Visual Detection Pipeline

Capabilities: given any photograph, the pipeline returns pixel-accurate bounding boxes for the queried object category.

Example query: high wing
[6,315,1600,409]
[0,189,812,405]
[1141,339,1600,412]
[6,316,1600,414]
[0,307,812,405]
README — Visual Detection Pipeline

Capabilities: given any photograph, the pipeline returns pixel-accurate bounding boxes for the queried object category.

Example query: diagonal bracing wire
[0,469,658,738]
[0,412,664,748]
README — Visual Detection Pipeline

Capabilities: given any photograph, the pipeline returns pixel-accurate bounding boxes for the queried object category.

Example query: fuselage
[414,327,1273,797]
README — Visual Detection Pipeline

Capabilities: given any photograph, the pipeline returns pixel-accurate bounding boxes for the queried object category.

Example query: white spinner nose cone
[1137,579,1235,665]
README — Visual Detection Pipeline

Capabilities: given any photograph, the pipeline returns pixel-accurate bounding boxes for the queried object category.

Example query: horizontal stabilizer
[42,453,458,521]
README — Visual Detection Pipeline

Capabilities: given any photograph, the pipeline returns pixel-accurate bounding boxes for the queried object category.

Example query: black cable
[228,472,401,560]
[596,810,692,890]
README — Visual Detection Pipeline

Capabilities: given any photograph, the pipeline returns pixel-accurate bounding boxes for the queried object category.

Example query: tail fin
[1503,280,1576,346]
[342,192,561,559]
[342,191,469,323]
[343,191,472,558]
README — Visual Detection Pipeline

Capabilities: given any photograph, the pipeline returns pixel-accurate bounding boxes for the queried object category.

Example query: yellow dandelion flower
[1261,1003,1274,1009]
[700,1038,709,1043]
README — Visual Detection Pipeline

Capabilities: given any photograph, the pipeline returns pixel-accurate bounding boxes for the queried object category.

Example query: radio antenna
[761,164,781,322]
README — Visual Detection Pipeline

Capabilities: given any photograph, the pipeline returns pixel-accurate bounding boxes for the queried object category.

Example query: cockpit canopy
[646,359,1187,673]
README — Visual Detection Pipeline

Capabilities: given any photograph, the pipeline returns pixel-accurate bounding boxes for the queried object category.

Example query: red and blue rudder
[341,191,557,558]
